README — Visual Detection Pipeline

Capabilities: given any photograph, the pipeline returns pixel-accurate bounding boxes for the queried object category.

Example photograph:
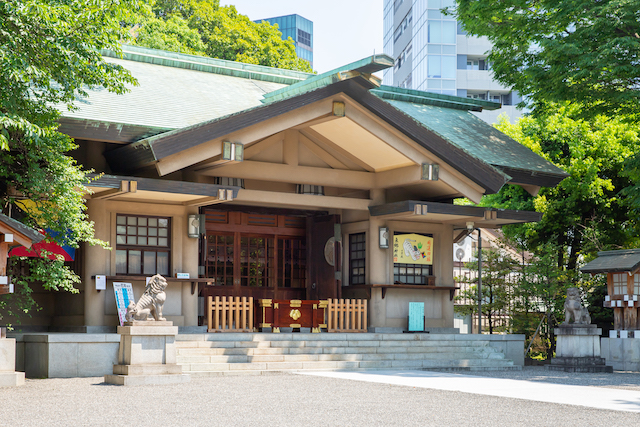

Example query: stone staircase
[176,333,520,376]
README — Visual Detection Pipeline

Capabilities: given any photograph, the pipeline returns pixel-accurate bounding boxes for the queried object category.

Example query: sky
[222,0,384,74]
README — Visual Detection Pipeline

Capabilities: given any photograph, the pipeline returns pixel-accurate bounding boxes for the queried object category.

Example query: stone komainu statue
[125,274,168,322]
[563,287,591,325]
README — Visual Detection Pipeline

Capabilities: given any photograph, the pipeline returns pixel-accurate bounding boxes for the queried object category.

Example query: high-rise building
[383,0,522,123]
[256,14,313,68]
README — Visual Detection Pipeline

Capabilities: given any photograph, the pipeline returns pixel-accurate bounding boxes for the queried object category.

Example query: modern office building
[382,0,523,123]
[256,14,313,68]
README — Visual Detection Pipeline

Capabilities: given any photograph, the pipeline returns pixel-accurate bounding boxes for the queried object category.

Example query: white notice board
[113,282,134,326]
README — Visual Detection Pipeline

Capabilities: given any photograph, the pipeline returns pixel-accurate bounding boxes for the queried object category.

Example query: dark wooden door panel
[307,215,339,300]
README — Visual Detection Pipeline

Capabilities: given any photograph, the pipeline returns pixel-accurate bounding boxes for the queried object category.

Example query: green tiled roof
[377,96,566,176]
[61,45,307,131]
[581,249,640,274]
[261,54,394,104]
[104,45,313,84]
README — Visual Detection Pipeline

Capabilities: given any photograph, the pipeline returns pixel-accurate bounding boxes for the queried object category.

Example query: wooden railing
[207,296,254,332]
[326,299,367,332]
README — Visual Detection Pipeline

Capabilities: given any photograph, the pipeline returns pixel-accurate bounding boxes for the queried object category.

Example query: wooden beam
[183,189,234,206]
[236,189,372,211]
[374,165,422,188]
[199,160,376,189]
[302,128,374,172]
[91,180,137,200]
[283,130,298,166]
[155,99,335,176]
[299,134,349,170]
[243,133,284,160]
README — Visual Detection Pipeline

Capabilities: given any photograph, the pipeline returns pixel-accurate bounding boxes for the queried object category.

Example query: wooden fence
[207,296,254,332]
[326,299,367,332]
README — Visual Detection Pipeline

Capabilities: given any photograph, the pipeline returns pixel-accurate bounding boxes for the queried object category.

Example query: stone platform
[0,329,24,386]
[546,324,612,373]
[104,321,189,386]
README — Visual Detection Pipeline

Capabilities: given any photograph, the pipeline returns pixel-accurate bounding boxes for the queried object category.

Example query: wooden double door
[199,209,340,302]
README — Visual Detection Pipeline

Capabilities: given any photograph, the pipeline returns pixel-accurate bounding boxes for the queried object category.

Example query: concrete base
[11,333,119,378]
[546,356,613,373]
[601,338,640,371]
[548,325,611,372]
[555,325,602,357]
[104,373,190,386]
[104,320,189,386]
[0,336,24,386]
[0,371,25,387]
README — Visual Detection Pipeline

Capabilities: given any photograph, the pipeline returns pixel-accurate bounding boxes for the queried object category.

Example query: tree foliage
[131,1,313,72]
[453,0,640,118]
[0,0,140,320]
[483,107,640,269]
[455,246,519,334]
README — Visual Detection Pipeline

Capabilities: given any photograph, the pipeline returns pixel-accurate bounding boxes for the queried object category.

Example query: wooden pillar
[624,307,637,330]
[614,308,623,330]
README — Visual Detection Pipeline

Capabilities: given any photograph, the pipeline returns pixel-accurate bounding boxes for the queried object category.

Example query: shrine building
[11,45,567,333]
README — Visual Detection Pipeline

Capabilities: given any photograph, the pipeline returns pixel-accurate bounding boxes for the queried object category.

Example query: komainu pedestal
[547,325,612,373]
[0,328,24,386]
[104,321,190,386]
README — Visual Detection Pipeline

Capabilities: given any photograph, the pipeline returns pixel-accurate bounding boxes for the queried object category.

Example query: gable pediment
[105,77,518,202]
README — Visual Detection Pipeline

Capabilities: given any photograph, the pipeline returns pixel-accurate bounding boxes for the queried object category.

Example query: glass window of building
[116,214,170,276]
[349,233,366,285]
[613,273,627,295]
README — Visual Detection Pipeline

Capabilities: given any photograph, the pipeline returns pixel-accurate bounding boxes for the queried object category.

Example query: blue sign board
[408,302,425,332]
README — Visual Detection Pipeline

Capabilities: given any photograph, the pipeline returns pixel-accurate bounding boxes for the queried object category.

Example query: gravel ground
[439,366,640,391]
[1,371,640,426]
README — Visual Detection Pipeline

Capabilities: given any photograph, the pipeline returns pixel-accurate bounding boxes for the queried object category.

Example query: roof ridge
[261,54,393,104]
[103,45,314,85]
[373,85,501,111]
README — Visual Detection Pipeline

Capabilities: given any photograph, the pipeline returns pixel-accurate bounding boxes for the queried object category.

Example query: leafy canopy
[131,1,313,72]
[484,108,640,269]
[0,0,140,319]
[453,0,640,118]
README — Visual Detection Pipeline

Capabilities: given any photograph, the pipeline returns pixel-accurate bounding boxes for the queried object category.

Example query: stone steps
[175,333,519,375]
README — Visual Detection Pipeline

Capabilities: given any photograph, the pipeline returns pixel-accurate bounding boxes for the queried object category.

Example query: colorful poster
[113,282,135,326]
[393,233,433,265]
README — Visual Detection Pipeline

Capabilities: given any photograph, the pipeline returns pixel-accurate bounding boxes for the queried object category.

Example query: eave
[369,200,542,228]
[87,174,241,206]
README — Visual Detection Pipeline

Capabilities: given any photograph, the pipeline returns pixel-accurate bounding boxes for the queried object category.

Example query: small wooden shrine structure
[0,213,45,295]
[581,249,640,331]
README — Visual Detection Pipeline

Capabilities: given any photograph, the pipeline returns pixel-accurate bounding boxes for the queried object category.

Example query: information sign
[393,233,433,265]
[408,302,425,332]
[113,282,134,326]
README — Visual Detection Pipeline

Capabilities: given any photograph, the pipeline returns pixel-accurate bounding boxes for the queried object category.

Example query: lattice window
[278,238,306,288]
[613,273,627,295]
[349,232,366,285]
[116,215,170,275]
[240,236,274,287]
[205,234,234,286]
[634,273,640,295]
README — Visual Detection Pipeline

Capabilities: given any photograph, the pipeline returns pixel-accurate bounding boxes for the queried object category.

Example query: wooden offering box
[256,299,328,333]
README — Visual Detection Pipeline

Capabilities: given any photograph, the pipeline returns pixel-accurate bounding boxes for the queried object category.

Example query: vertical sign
[408,302,425,332]
[113,282,134,326]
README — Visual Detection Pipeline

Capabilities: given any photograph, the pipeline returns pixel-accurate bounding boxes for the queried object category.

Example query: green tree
[131,2,313,72]
[455,246,518,334]
[0,0,139,321]
[484,107,640,270]
[453,0,640,118]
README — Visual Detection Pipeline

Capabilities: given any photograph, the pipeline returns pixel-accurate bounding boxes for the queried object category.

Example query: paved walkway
[297,369,640,413]
[2,368,640,426]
